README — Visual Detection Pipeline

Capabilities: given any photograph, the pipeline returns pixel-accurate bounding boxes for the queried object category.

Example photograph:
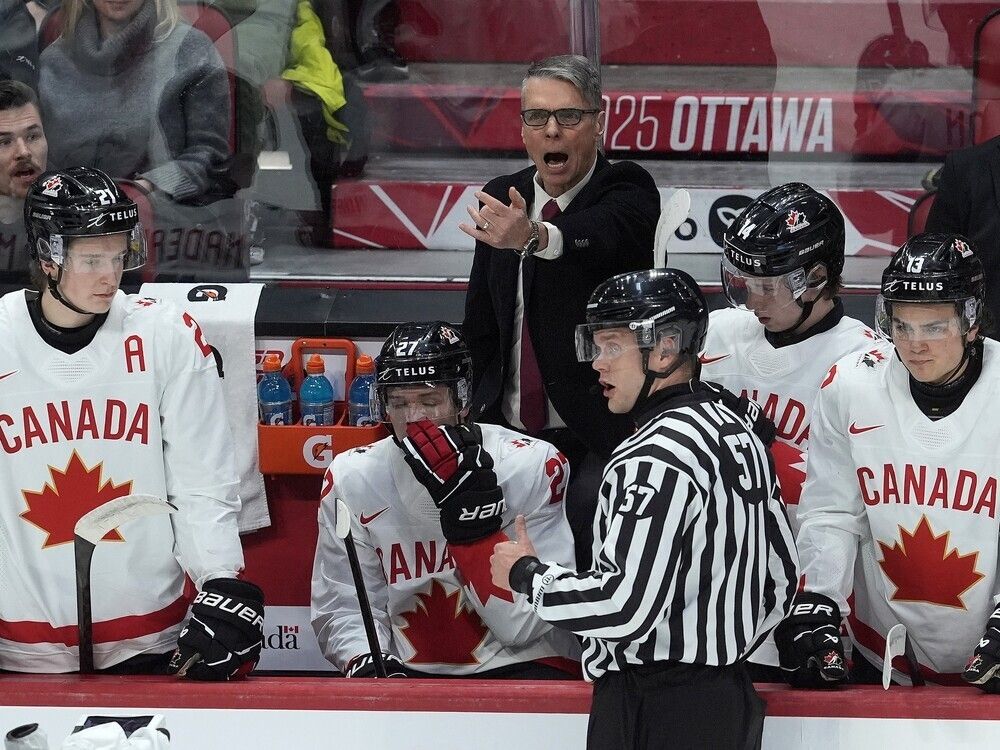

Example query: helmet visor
[875,296,975,342]
[575,320,680,363]
[51,227,147,272]
[720,257,806,311]
[373,380,467,425]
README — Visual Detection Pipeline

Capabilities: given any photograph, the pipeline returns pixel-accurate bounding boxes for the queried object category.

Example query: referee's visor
[575,320,681,363]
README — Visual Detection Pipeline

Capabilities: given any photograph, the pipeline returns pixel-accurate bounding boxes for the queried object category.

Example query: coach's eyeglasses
[520,108,601,127]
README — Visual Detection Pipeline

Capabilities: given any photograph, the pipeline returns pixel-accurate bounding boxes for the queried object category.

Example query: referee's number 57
[722,432,766,505]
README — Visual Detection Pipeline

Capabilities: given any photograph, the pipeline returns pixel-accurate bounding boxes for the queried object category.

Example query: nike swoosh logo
[359,507,390,525]
[0,371,17,381]
[849,422,883,435]
[698,354,730,365]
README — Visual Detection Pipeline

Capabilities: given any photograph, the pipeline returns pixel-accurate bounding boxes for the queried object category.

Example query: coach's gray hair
[522,55,602,109]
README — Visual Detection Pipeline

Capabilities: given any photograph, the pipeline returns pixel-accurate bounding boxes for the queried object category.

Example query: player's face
[521,77,604,199]
[50,235,127,313]
[385,384,460,439]
[93,0,145,29]
[590,328,647,414]
[0,104,47,200]
[742,276,803,331]
[892,303,976,384]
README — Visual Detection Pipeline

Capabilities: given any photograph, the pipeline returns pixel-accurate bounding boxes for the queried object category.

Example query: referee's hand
[490,515,537,591]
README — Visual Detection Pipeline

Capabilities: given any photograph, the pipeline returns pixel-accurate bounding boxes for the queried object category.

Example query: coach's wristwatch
[517,220,540,258]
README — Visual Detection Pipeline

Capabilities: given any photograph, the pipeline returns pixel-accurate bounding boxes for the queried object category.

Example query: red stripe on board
[0,596,190,647]
[0,676,995,719]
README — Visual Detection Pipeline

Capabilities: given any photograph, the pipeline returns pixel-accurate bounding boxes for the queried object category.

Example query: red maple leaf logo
[398,581,489,665]
[878,515,984,608]
[20,451,134,548]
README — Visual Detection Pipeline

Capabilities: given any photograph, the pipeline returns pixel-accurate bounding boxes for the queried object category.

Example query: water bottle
[348,355,377,427]
[258,353,293,425]
[299,354,335,426]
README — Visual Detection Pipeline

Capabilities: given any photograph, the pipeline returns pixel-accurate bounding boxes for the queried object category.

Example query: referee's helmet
[576,268,708,368]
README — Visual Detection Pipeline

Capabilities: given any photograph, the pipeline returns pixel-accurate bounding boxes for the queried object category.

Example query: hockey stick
[334,498,388,678]
[73,494,177,673]
[882,623,906,689]
[653,188,691,268]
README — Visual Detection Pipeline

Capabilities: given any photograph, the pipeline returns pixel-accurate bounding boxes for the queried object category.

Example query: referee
[490,268,799,749]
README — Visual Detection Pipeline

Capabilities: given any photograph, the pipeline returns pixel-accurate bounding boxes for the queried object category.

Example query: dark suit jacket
[926,135,1000,326]
[463,154,659,458]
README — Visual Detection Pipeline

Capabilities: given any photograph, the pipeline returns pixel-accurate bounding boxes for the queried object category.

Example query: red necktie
[519,199,560,435]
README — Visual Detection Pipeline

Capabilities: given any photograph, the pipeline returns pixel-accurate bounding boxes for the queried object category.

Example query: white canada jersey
[798,340,1000,683]
[701,306,875,453]
[0,291,243,673]
[311,424,580,675]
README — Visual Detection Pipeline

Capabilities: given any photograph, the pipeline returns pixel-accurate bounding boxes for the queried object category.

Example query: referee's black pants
[587,661,765,750]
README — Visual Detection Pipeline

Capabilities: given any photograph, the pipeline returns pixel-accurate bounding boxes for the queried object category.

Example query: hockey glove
[169,578,264,681]
[774,592,848,689]
[399,420,506,544]
[345,652,409,678]
[963,604,1000,693]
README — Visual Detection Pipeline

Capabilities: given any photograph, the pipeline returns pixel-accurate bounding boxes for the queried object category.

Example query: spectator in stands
[460,54,659,569]
[0,79,46,284]
[351,0,406,82]
[39,0,253,282]
[925,136,1000,327]
[40,0,230,202]
[0,0,40,86]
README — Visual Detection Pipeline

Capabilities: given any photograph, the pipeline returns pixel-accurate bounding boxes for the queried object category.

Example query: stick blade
[73,494,176,544]
[334,498,352,540]
[882,623,907,689]
[653,188,691,268]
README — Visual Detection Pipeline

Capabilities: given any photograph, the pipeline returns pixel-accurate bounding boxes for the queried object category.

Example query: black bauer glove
[964,604,1000,692]
[774,592,848,689]
[346,652,409,678]
[169,578,265,681]
[398,420,506,544]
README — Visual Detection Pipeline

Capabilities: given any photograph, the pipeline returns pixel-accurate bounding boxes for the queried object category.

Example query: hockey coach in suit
[460,54,659,569]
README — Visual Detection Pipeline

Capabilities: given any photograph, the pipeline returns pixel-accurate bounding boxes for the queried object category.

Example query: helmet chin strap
[630,350,692,415]
[46,266,98,317]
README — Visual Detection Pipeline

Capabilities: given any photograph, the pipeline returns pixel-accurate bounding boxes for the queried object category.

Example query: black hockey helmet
[721,183,844,315]
[723,182,845,278]
[24,166,145,270]
[374,321,473,421]
[876,232,986,339]
[576,268,708,368]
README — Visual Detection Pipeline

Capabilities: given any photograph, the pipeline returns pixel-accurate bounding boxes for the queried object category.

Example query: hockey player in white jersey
[311,321,580,677]
[776,233,1000,689]
[703,182,874,522]
[0,167,263,679]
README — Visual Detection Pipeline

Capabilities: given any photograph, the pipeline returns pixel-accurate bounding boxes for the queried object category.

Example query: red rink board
[367,84,973,157]
[328,180,922,255]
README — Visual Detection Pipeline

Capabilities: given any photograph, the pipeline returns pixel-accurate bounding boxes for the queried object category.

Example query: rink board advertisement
[330,182,921,256]
[367,85,973,157]
[4,680,1000,749]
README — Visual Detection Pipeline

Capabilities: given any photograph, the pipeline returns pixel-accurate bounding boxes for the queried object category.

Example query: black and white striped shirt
[523,382,799,681]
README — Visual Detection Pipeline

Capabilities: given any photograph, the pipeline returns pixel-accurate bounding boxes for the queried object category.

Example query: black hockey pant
[587,661,765,750]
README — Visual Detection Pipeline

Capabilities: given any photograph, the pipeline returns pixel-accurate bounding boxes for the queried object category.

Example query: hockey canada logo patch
[41,176,62,197]
[785,210,810,233]
[954,239,973,258]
